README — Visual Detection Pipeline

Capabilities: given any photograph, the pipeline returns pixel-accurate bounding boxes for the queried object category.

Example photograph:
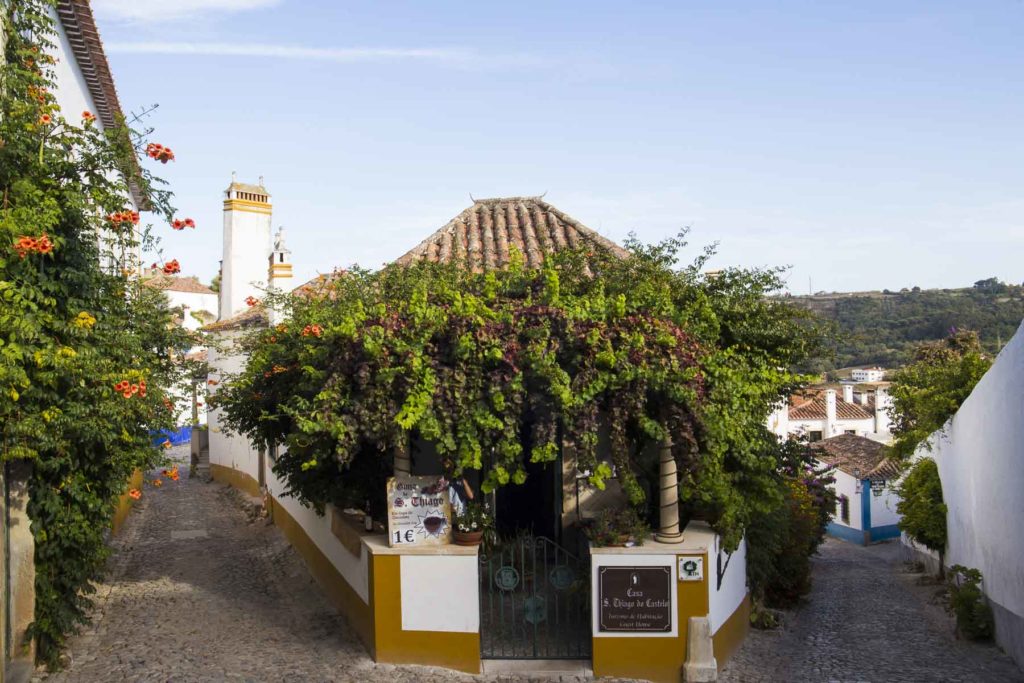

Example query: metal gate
[479,535,591,659]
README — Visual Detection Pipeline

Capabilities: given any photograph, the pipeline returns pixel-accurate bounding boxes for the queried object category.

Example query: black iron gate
[479,535,591,659]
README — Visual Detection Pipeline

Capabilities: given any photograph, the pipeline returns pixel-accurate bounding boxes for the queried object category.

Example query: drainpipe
[656,436,683,544]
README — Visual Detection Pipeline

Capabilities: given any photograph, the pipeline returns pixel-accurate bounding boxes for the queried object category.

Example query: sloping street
[720,539,1024,683]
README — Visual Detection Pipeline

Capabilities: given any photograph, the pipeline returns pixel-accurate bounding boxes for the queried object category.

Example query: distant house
[143,273,218,332]
[851,366,886,383]
[812,434,901,545]
[769,384,892,442]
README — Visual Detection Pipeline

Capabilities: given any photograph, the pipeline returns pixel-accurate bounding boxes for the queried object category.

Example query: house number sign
[386,475,452,547]
[598,566,672,632]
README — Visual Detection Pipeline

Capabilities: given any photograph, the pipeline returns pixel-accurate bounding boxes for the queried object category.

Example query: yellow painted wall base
[592,552,710,683]
[713,593,751,669]
[210,462,261,497]
[112,469,143,536]
[268,497,376,652]
[371,554,481,673]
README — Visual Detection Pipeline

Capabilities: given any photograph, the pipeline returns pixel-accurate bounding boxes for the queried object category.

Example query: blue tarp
[152,425,192,446]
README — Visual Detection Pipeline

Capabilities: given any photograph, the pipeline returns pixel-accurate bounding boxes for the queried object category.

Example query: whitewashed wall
[49,8,100,137]
[910,320,1024,667]
[265,463,371,604]
[869,485,901,528]
[207,333,261,483]
[827,468,862,531]
[710,536,747,635]
[400,556,476,632]
[164,290,218,331]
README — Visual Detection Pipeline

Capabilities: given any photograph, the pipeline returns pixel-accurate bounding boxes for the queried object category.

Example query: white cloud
[105,42,470,63]
[91,0,281,23]
[103,42,548,69]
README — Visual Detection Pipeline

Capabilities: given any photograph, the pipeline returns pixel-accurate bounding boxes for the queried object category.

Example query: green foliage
[896,458,946,555]
[947,565,994,641]
[218,230,826,553]
[453,499,494,535]
[2,1,189,665]
[791,282,1022,374]
[583,507,651,547]
[888,330,991,459]
[744,438,836,608]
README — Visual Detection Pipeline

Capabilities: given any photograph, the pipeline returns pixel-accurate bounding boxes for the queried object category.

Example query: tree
[887,329,991,460]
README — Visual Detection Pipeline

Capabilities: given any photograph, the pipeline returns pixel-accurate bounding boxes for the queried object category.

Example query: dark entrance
[494,458,560,541]
[478,534,591,659]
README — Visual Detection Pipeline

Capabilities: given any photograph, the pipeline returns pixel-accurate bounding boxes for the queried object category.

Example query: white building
[851,367,886,383]
[901,319,1024,669]
[811,434,901,545]
[144,274,218,332]
[769,384,892,443]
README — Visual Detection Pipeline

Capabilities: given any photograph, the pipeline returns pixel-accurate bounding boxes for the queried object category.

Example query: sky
[89,0,1024,293]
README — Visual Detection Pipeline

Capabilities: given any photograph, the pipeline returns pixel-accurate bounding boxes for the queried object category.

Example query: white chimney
[220,177,272,320]
[825,389,837,438]
[874,388,891,435]
[842,384,854,404]
[858,391,869,406]
[267,227,293,325]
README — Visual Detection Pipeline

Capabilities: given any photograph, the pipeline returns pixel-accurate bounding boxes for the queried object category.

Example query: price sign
[386,475,453,547]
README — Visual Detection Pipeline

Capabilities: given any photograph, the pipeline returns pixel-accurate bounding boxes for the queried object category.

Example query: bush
[896,458,947,566]
[746,439,836,609]
[947,565,994,641]
[584,507,651,547]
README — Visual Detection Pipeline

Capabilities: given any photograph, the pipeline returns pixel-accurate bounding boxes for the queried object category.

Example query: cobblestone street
[720,538,1024,683]
[46,446,588,683]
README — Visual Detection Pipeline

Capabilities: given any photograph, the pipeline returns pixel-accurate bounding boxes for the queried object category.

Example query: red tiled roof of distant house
[788,391,874,421]
[811,433,901,481]
[143,275,216,295]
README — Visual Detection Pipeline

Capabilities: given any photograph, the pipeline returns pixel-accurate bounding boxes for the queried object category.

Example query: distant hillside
[787,278,1024,374]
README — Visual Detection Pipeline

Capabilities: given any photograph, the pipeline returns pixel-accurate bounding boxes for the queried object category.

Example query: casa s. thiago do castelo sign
[598,566,672,632]
[386,475,453,547]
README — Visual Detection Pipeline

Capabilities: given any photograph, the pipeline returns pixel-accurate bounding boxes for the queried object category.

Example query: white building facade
[769,385,892,443]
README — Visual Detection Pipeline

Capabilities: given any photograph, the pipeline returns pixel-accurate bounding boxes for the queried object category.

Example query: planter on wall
[453,530,484,546]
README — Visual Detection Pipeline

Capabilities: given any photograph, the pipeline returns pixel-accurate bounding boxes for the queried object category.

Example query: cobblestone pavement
[720,538,1024,683]
[44,446,612,683]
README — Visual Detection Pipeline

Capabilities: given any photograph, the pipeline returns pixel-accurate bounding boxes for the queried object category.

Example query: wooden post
[656,436,683,543]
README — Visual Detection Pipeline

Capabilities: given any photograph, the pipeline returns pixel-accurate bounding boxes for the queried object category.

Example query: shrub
[745,439,835,609]
[584,507,651,547]
[947,565,994,641]
[896,458,947,571]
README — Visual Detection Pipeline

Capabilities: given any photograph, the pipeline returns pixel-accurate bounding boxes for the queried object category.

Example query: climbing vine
[220,232,826,551]
[2,0,192,665]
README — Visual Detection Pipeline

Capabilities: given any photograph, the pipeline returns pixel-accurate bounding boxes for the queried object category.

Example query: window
[809,430,823,442]
[838,495,850,524]
[845,429,856,435]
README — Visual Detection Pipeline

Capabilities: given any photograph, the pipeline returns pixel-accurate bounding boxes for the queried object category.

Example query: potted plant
[453,500,493,546]
[584,507,651,547]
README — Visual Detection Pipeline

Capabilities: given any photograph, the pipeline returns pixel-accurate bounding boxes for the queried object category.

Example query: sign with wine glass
[386,475,453,547]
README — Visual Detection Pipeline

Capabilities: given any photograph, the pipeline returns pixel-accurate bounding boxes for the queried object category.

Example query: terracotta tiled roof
[789,393,874,421]
[393,197,629,272]
[143,275,216,295]
[812,434,900,481]
[55,1,148,209]
[203,306,267,332]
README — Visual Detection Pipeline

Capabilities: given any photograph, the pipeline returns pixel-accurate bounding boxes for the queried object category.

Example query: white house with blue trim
[811,434,901,545]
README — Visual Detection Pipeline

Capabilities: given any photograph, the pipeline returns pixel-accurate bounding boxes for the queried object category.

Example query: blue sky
[92,0,1024,293]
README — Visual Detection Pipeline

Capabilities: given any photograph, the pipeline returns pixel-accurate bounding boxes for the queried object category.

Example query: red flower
[245,296,259,307]
[128,489,142,500]
[82,110,96,123]
[172,219,184,230]
[35,235,53,255]
[162,259,181,275]
[184,218,195,228]
[39,114,51,125]
[302,324,323,338]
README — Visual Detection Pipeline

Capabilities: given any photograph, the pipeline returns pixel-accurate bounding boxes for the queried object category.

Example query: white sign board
[678,556,704,582]
[386,475,452,547]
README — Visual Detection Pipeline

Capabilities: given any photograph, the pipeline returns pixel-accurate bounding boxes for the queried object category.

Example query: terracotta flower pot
[454,530,484,546]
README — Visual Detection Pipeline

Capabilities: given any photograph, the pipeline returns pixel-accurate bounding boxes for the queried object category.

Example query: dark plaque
[598,566,672,632]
